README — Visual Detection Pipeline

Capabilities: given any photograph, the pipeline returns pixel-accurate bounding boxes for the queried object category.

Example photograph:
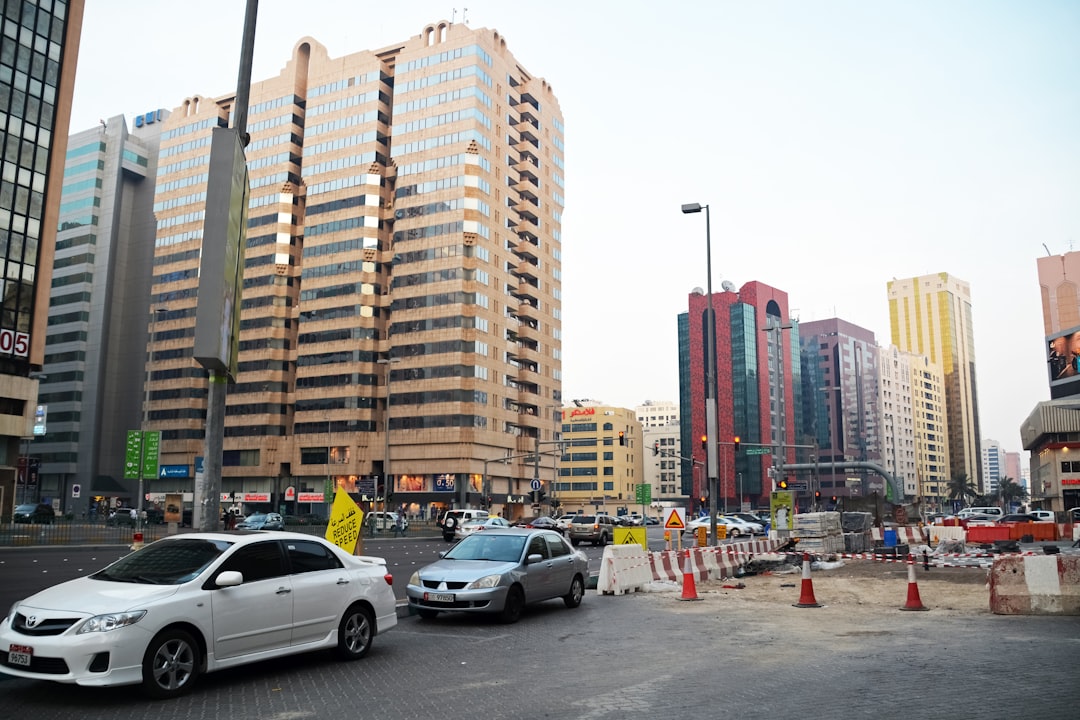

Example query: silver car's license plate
[426,592,454,603]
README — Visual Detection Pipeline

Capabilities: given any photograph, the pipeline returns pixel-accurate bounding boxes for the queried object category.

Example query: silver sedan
[406,528,588,623]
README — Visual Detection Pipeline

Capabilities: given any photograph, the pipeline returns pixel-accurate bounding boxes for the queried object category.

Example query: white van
[956,506,1004,520]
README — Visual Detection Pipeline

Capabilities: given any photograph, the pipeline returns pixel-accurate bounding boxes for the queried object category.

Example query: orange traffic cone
[793,552,822,608]
[679,548,701,601]
[900,554,929,611]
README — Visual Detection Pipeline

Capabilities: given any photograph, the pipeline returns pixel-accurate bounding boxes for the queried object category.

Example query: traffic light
[733,435,740,452]
[831,495,838,503]
[778,479,788,490]
[700,434,708,450]
[653,441,659,456]
[815,490,821,499]
[618,431,625,446]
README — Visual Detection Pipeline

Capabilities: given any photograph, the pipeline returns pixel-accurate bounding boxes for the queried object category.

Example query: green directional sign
[634,484,652,504]
[141,430,161,480]
[745,447,771,455]
[125,430,142,480]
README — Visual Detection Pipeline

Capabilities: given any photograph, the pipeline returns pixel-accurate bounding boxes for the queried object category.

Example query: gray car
[406,528,588,623]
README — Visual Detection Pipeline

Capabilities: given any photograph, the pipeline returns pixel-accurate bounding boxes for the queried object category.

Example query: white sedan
[684,516,762,538]
[455,516,511,540]
[0,531,397,699]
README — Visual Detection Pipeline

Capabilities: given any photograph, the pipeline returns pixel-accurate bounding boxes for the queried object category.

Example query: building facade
[981,438,1007,497]
[558,404,643,514]
[679,281,801,514]
[910,354,948,508]
[876,345,918,499]
[799,318,884,500]
[37,113,166,514]
[0,0,84,513]
[142,22,564,519]
[636,401,684,506]
[888,273,982,492]
[1020,400,1080,512]
[1037,250,1080,399]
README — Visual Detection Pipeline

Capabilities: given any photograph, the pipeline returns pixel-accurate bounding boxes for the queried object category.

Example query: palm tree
[946,474,978,506]
[997,476,1028,509]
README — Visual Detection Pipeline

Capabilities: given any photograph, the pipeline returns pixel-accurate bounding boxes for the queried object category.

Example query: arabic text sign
[325,489,364,554]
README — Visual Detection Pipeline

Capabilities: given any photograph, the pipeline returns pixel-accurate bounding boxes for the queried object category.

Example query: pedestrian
[130,507,138,523]
[394,512,405,536]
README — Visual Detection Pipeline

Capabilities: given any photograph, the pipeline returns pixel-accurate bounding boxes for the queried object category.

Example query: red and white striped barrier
[601,540,786,594]
[597,544,654,595]
[989,555,1080,615]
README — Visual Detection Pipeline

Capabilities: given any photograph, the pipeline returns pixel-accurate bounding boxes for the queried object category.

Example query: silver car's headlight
[466,574,502,590]
[408,571,420,586]
[76,610,147,634]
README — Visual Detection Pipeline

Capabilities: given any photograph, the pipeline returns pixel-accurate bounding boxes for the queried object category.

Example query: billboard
[1047,326,1080,397]
[194,127,249,379]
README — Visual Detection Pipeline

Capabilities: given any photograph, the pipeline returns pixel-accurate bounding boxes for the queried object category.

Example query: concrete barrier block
[989,555,1080,615]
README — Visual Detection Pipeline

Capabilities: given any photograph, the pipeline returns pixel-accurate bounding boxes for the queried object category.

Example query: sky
[68,1,1080,452]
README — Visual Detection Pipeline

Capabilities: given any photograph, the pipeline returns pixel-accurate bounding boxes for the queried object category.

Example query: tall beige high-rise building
[146,21,563,518]
[888,273,982,492]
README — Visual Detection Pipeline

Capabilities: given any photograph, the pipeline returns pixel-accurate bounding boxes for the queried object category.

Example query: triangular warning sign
[622,532,638,544]
[664,509,685,529]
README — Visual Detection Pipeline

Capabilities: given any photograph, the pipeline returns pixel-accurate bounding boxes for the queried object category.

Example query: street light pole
[377,357,399,522]
[682,202,720,544]
[140,308,166,520]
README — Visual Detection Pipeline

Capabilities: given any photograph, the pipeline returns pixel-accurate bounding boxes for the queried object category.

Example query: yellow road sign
[614,526,647,550]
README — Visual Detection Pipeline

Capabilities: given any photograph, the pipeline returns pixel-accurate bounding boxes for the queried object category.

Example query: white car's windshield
[90,538,232,585]
[444,534,526,562]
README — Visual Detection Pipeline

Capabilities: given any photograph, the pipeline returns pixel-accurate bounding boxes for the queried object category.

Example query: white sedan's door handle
[276,586,292,595]
[336,578,350,585]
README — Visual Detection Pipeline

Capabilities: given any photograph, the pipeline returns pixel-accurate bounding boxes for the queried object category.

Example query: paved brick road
[2,576,1079,718]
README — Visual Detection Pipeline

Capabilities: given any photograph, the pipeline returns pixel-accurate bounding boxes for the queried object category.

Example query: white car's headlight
[466,574,502,590]
[408,571,420,586]
[76,610,147,634]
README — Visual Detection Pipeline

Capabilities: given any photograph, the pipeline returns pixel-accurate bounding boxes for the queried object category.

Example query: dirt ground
[640,555,993,615]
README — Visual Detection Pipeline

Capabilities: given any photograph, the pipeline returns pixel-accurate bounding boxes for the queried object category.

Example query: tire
[334,603,374,660]
[599,533,609,546]
[141,628,200,699]
[443,534,455,542]
[417,608,439,620]
[571,538,580,546]
[499,585,525,624]
[563,575,584,609]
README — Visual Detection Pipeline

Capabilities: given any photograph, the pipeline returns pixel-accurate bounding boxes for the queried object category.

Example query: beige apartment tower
[146,21,563,518]
[887,273,982,492]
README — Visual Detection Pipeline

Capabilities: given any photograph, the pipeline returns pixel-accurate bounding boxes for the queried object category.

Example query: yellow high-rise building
[887,273,982,492]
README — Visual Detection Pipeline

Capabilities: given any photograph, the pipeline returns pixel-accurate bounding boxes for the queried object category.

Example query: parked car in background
[642,515,660,526]
[997,513,1042,525]
[513,515,561,532]
[567,514,618,546]
[455,516,511,540]
[726,512,768,531]
[437,509,489,541]
[235,512,284,531]
[555,514,579,530]
[12,503,55,524]
[406,527,588,623]
[685,515,762,538]
[0,531,397,698]
[1028,510,1055,523]
[365,511,408,533]
[956,507,1004,520]
[105,508,139,527]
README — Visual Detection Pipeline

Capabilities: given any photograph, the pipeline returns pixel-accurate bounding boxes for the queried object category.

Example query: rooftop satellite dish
[691,287,705,296]
[721,280,736,293]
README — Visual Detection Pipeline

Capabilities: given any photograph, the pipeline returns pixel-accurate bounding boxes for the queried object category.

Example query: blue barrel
[884,529,897,547]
